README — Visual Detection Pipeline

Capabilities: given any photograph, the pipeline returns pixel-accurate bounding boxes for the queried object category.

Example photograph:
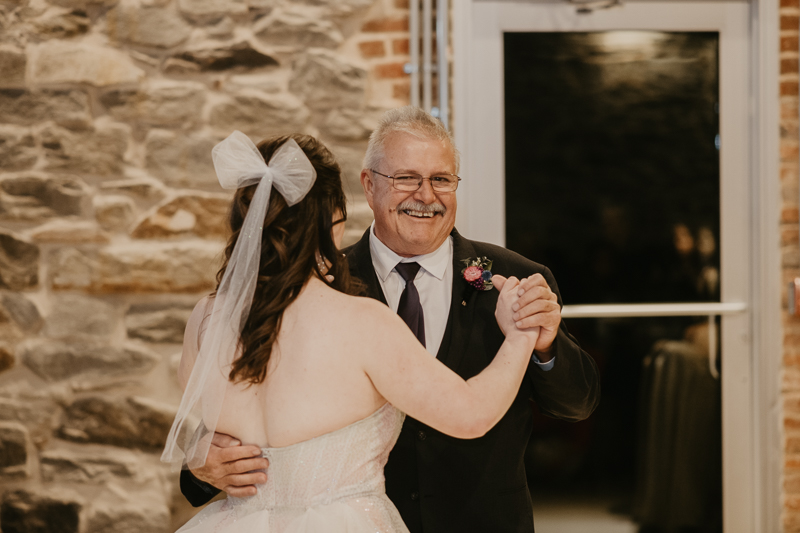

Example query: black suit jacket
[180,228,600,532]
[346,228,600,532]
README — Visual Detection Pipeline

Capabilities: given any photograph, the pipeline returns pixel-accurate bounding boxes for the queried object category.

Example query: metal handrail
[561,302,747,380]
[562,301,747,318]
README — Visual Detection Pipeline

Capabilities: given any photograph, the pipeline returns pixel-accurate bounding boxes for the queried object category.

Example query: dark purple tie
[395,262,425,348]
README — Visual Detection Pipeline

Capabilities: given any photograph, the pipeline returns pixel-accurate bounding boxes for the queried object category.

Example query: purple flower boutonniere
[461,256,493,291]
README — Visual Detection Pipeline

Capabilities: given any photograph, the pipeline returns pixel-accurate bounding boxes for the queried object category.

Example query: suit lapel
[346,229,388,306]
[347,228,480,372]
[436,230,478,371]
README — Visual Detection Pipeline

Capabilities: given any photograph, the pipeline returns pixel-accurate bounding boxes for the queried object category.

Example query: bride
[162,131,539,532]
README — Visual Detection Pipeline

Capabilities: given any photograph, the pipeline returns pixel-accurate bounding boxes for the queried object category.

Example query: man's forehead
[380,133,457,171]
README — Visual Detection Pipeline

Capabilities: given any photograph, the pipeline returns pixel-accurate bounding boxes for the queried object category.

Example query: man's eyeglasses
[370,169,461,192]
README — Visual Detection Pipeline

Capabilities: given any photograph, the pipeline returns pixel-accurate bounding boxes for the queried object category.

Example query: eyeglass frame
[369,169,462,192]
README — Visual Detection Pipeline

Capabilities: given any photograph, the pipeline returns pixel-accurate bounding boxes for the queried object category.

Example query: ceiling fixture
[566,0,623,14]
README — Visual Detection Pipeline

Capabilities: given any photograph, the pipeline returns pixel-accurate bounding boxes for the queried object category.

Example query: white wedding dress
[176,402,409,532]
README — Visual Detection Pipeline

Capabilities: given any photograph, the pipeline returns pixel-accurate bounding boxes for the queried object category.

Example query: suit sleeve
[180,468,221,507]
[525,266,601,421]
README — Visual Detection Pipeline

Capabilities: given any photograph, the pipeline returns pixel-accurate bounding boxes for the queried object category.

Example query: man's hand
[191,433,269,497]
[512,273,561,358]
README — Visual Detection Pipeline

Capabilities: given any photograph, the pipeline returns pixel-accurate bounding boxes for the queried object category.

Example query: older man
[181,107,600,532]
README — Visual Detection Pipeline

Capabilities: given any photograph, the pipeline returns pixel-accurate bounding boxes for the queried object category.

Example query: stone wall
[0,0,410,530]
[784,0,800,530]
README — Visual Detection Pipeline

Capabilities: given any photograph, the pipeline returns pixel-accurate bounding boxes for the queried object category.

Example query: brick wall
[353,0,412,104]
[783,0,800,529]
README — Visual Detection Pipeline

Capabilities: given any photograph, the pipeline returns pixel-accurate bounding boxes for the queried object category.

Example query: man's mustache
[394,200,446,215]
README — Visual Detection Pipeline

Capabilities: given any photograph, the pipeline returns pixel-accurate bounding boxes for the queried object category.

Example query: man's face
[360,132,458,257]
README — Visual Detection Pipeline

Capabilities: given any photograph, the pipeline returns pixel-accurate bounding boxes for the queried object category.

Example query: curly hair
[215,134,360,385]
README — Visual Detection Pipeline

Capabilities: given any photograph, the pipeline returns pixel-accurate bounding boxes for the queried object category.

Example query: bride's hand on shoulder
[493,275,540,349]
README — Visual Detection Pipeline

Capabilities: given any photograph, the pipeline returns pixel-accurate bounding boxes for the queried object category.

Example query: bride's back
[165,132,385,459]
[213,277,387,448]
[170,130,533,467]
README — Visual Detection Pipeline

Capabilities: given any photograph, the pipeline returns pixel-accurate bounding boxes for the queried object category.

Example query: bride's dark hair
[215,134,359,385]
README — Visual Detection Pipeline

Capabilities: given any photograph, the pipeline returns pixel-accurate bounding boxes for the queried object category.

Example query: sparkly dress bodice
[177,403,408,533]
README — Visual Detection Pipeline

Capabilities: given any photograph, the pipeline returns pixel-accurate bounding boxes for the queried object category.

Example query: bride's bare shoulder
[301,280,406,340]
[315,283,394,321]
[191,294,214,314]
[178,294,215,387]
[339,293,408,336]
[347,293,391,315]
[189,295,214,338]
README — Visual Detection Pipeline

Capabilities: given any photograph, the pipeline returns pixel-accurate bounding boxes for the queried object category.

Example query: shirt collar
[369,222,452,282]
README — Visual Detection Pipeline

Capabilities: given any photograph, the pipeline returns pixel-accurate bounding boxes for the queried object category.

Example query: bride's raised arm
[359,275,540,439]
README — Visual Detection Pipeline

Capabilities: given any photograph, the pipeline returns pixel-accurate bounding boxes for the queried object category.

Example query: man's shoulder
[457,235,549,277]
[342,243,360,258]
[342,228,370,259]
[457,234,566,303]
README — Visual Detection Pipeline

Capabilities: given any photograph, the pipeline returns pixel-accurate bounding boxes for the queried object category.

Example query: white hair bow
[162,131,316,470]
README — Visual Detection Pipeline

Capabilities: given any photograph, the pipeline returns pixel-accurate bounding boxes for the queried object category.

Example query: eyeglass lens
[393,174,459,191]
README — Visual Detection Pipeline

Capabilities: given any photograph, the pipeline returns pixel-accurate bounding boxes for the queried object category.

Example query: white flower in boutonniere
[461,256,493,291]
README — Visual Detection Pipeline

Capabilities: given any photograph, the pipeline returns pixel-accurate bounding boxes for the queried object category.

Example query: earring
[316,251,329,275]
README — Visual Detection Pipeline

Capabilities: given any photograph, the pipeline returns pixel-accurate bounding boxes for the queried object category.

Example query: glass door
[453,2,751,532]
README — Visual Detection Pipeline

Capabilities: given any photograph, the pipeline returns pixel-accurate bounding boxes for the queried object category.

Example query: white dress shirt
[368,223,556,370]
[369,223,452,357]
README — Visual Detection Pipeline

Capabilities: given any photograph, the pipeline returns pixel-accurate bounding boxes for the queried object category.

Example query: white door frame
[451,1,781,532]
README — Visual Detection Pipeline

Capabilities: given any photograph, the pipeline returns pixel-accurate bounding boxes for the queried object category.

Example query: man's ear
[360,170,374,207]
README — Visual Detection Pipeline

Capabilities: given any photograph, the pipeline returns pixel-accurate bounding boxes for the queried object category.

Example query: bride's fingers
[494,276,522,335]
[500,276,520,296]
[492,274,508,291]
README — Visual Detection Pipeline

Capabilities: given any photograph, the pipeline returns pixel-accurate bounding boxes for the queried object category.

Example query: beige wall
[0,0,410,530]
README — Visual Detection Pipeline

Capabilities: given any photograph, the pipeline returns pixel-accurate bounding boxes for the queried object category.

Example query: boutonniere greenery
[461,256,493,291]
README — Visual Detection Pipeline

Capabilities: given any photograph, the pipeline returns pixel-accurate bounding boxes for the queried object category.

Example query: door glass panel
[505,32,720,305]
[504,32,722,532]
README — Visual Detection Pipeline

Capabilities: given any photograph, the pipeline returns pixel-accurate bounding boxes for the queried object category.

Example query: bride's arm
[177,296,213,389]
[178,297,269,501]
[360,276,540,439]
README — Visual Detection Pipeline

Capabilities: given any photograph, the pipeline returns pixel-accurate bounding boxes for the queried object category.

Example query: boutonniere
[461,256,493,291]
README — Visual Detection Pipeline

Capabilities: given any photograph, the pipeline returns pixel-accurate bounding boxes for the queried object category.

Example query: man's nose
[413,179,437,203]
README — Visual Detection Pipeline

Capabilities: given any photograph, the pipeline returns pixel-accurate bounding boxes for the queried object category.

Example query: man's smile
[395,199,446,220]
[401,209,441,218]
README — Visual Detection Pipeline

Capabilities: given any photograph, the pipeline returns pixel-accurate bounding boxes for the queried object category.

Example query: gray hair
[363,106,460,174]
